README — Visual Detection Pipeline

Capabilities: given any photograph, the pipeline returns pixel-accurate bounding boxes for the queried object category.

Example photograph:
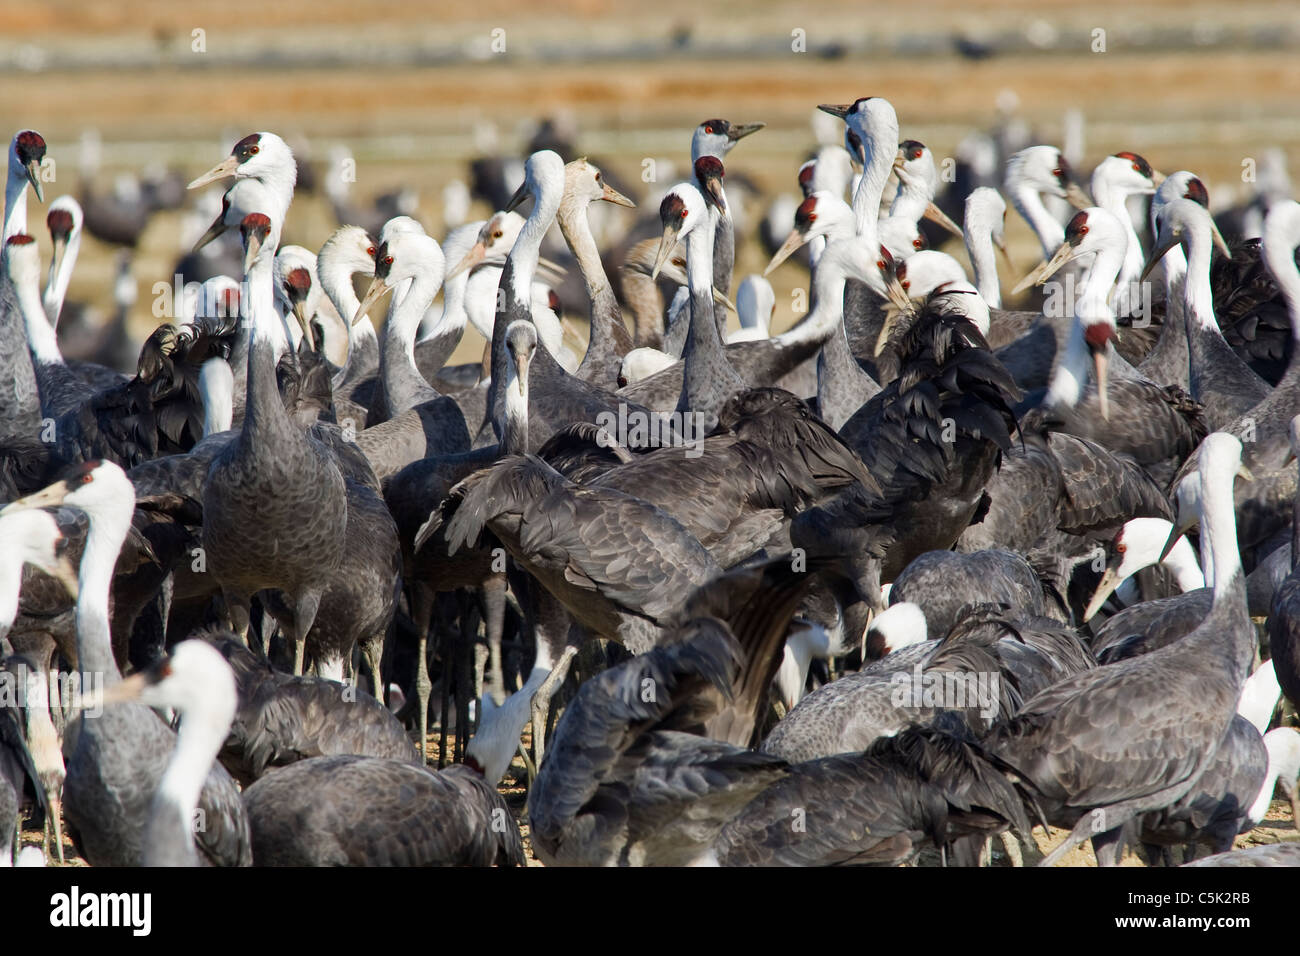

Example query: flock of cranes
[1,91,1300,868]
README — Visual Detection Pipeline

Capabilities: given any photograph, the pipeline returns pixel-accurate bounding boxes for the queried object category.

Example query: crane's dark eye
[876,260,886,270]
[681,210,688,218]
[902,280,910,290]
[1116,542,1127,554]
[595,172,601,182]
[250,145,259,155]
[1132,163,1141,173]
[384,256,393,266]
[1052,167,1063,177]
[807,212,817,222]
[1078,225,1089,235]
[704,126,714,134]
[912,237,924,249]
[493,230,503,239]
[366,246,376,257]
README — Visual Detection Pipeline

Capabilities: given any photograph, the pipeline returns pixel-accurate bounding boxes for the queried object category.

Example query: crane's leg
[361,634,384,703]
[407,584,436,761]
[530,644,578,773]
[223,590,252,648]
[291,590,323,678]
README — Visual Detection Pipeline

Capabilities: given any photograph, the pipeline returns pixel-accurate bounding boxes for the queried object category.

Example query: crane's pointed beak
[1012,241,1077,295]
[47,234,67,289]
[994,233,1016,272]
[25,160,44,203]
[292,300,313,349]
[1082,565,1123,623]
[504,181,531,214]
[447,240,486,281]
[193,214,228,254]
[188,155,239,190]
[923,201,964,239]
[1140,234,1180,284]
[1159,512,1197,563]
[1092,342,1110,421]
[514,350,530,397]
[714,289,736,314]
[0,480,71,516]
[1210,219,1232,259]
[241,231,264,275]
[600,182,636,208]
[817,103,853,119]
[764,228,807,276]
[650,225,681,281]
[354,276,392,326]
[50,554,79,600]
[1064,182,1093,211]
[702,178,728,218]
[1150,169,1167,187]
[93,671,150,708]
[727,122,766,142]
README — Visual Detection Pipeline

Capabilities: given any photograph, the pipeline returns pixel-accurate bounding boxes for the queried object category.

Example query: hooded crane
[983,433,1255,867]
[1,460,251,866]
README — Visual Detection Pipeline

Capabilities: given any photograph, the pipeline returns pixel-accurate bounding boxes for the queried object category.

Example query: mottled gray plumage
[244,755,524,866]
[199,634,416,785]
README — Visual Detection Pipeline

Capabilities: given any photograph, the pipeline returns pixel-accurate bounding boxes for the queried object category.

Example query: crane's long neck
[76,505,131,684]
[679,210,743,426]
[889,176,929,224]
[852,133,894,249]
[778,240,853,351]
[243,244,293,444]
[43,231,81,327]
[559,198,631,373]
[1163,536,1207,592]
[711,200,735,301]
[1263,233,1300,344]
[1183,228,1219,333]
[1009,183,1064,260]
[146,684,234,867]
[0,548,24,634]
[14,263,61,365]
[199,358,234,436]
[490,180,562,436]
[320,260,379,389]
[378,271,442,418]
[1046,244,1123,410]
[3,167,29,242]
[1093,185,1145,308]
[503,357,529,456]
[966,220,1003,309]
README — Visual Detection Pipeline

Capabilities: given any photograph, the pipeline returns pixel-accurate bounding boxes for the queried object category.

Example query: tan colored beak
[923,201,964,239]
[1064,181,1093,210]
[241,231,264,275]
[1210,218,1232,259]
[1151,169,1167,187]
[94,672,149,708]
[1082,565,1122,623]
[26,160,44,203]
[0,481,70,516]
[1012,241,1077,295]
[817,103,853,119]
[50,554,79,600]
[47,235,66,290]
[193,214,228,254]
[447,240,486,281]
[764,228,807,276]
[292,300,314,349]
[1093,342,1110,421]
[354,276,392,326]
[994,233,1016,272]
[714,290,736,314]
[650,225,681,281]
[188,155,240,190]
[515,351,530,397]
[600,183,635,208]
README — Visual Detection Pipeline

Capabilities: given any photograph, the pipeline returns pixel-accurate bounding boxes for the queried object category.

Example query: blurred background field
[2,0,1299,365]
